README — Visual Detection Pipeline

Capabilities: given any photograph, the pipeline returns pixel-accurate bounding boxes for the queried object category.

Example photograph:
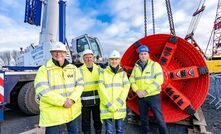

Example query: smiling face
[139,52,149,62]
[109,58,120,68]
[51,51,66,63]
[83,54,94,66]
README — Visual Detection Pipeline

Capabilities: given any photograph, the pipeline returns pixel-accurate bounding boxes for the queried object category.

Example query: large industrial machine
[0,0,103,121]
[121,0,213,133]
[122,34,209,122]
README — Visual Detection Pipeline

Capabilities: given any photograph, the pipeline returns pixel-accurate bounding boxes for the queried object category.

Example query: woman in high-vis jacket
[98,50,130,134]
[34,42,84,134]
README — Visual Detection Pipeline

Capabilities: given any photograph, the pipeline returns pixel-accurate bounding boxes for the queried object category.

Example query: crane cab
[71,34,103,66]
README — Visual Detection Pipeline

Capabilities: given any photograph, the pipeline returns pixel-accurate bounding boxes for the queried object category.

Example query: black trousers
[82,105,102,134]
[137,95,168,134]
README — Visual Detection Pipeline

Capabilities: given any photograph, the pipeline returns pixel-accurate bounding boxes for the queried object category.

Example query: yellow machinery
[206,58,221,74]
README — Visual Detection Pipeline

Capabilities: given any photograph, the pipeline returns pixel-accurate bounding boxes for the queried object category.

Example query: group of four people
[34,41,168,134]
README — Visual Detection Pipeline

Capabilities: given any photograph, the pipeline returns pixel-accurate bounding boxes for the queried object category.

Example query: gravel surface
[202,97,221,134]
[201,75,221,134]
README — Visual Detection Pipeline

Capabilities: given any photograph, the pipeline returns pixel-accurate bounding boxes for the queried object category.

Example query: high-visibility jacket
[129,59,164,97]
[34,59,84,127]
[98,66,130,122]
[79,63,101,106]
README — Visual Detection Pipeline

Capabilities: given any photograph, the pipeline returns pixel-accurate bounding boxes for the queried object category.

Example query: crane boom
[39,0,59,44]
[185,0,206,38]
[212,0,221,56]
[17,0,103,66]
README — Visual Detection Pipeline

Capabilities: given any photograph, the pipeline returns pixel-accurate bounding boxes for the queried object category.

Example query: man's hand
[108,104,117,112]
[63,99,74,108]
[136,90,144,98]
[136,90,148,98]
[143,90,148,96]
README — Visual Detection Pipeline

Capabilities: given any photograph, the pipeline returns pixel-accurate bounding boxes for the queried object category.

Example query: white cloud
[0,13,39,51]
[174,10,189,24]
[153,0,167,19]
[205,0,217,9]
[55,0,220,58]
[194,5,217,50]
[1,0,21,8]
[0,14,15,27]
[131,15,144,28]
[103,24,120,37]
[0,26,39,51]
[0,0,219,59]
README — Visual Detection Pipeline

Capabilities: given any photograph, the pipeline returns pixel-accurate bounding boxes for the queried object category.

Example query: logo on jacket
[67,74,73,78]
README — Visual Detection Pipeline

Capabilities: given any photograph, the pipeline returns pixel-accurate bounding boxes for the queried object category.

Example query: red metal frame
[121,34,209,123]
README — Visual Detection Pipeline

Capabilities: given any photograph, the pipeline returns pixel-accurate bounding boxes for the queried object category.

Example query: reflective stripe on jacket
[98,66,130,122]
[129,59,164,97]
[34,59,84,127]
[79,63,101,106]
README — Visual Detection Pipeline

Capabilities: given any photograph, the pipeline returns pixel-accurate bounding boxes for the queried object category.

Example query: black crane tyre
[18,82,39,115]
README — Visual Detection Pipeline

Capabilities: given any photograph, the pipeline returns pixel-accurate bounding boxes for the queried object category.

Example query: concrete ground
[1,78,221,134]
[0,109,188,134]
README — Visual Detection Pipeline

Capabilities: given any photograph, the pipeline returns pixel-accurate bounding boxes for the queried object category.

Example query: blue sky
[0,0,218,56]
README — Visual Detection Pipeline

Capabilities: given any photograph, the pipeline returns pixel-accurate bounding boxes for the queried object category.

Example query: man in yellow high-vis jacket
[34,42,84,134]
[79,49,102,134]
[98,50,130,134]
[129,45,168,134]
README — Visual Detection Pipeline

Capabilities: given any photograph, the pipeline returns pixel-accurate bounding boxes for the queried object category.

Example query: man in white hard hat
[79,49,102,134]
[98,50,130,134]
[34,41,84,134]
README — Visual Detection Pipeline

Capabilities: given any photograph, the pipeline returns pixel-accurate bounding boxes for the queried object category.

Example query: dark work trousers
[137,94,168,134]
[82,105,102,134]
[45,116,80,134]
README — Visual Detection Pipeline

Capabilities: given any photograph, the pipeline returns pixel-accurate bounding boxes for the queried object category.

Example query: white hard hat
[50,42,67,52]
[109,50,121,59]
[82,49,94,56]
